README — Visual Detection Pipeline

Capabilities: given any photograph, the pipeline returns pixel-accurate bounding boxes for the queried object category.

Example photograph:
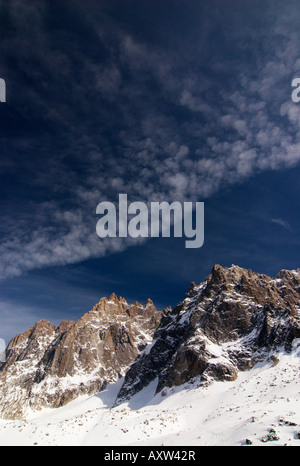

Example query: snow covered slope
[0,339,299,446]
[0,264,299,445]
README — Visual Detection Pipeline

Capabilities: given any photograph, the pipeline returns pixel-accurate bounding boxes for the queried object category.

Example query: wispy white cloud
[271,218,292,231]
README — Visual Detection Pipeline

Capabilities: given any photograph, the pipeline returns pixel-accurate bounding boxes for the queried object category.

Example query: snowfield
[0,340,299,447]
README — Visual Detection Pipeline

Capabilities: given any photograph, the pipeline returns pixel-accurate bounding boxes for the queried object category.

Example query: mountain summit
[0,265,299,420]
[116,264,300,404]
[0,295,169,419]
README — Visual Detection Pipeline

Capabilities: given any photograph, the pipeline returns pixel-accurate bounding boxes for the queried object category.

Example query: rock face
[1,265,300,420]
[115,265,300,404]
[0,294,168,419]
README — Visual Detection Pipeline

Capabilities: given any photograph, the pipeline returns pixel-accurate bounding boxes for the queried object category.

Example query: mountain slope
[116,265,300,403]
[0,264,299,425]
[0,340,299,446]
[0,294,169,419]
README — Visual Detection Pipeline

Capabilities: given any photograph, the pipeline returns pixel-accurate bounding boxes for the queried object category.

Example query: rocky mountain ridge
[0,264,299,420]
[116,264,300,404]
[0,294,169,419]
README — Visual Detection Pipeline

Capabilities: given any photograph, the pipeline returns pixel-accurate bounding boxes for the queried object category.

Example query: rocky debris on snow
[261,428,280,443]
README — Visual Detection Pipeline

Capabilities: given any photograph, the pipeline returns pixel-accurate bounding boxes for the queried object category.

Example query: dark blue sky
[1,0,300,342]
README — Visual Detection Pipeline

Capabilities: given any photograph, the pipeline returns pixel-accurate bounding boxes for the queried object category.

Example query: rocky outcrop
[116,265,300,404]
[1,264,299,420]
[0,294,168,419]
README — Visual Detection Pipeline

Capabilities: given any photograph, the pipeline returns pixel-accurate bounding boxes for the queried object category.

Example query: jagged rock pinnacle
[0,296,168,419]
[1,265,299,420]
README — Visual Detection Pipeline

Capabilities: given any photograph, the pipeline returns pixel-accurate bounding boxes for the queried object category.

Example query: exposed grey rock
[1,264,299,420]
[116,264,300,404]
[0,294,168,419]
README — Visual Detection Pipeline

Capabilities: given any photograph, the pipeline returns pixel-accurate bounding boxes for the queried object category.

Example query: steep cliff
[1,264,299,421]
[116,265,300,403]
[0,294,168,419]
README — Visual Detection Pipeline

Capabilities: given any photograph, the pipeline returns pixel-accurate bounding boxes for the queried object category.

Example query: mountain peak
[0,296,166,420]
[108,292,120,302]
[116,265,300,404]
[1,264,299,420]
